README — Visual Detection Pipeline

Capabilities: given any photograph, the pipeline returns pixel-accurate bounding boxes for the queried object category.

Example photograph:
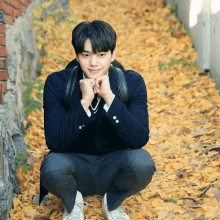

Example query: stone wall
[0,0,69,219]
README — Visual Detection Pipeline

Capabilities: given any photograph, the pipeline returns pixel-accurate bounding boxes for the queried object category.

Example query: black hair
[71,20,116,55]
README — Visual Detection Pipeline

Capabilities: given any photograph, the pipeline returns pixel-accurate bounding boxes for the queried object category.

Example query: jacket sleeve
[103,72,149,149]
[43,73,96,153]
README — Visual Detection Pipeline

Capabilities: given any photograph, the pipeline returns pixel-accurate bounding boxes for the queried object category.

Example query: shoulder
[112,67,143,81]
[120,69,147,99]
[45,68,73,83]
[123,69,143,78]
[44,68,77,99]
[121,69,145,87]
[45,67,80,88]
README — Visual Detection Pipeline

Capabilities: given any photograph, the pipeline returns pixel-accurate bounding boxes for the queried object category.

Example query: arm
[103,72,149,149]
[43,74,96,153]
[81,99,92,117]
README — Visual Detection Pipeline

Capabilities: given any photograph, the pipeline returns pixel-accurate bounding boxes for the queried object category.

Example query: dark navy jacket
[38,66,149,205]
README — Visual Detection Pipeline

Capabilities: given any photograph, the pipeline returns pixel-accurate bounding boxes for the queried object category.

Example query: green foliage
[167,24,183,37]
[167,59,180,67]
[21,164,29,173]
[179,58,197,70]
[170,195,181,203]
[158,61,167,71]
[213,184,220,189]
[166,5,182,37]
[166,26,175,37]
[15,133,32,173]
[158,58,197,71]
[169,5,178,16]
[15,153,29,173]
[164,195,182,204]
[22,78,44,119]
[37,66,43,73]
[48,10,67,23]
[178,24,182,31]
[138,52,144,57]
[26,142,31,150]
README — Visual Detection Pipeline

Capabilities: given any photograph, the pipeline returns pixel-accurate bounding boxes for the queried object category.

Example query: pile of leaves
[9,0,220,219]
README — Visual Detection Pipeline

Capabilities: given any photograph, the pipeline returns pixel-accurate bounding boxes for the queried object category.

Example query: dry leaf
[187,199,199,208]
[34,216,50,220]
[193,128,208,137]
[211,187,220,202]
[158,210,169,220]
[27,154,38,166]
[182,127,191,134]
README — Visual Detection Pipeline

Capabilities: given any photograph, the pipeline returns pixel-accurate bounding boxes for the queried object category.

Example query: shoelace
[66,202,84,220]
[109,205,128,220]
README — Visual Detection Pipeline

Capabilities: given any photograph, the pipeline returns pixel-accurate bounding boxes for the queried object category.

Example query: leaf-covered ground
[9,0,220,219]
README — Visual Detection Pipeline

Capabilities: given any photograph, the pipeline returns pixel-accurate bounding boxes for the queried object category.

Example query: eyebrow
[81,50,106,53]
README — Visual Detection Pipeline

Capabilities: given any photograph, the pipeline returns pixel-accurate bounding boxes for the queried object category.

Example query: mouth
[88,69,101,73]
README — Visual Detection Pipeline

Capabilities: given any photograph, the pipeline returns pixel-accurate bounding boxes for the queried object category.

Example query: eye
[99,53,106,57]
[82,53,89,57]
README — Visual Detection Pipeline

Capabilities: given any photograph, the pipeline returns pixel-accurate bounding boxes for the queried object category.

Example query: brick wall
[0,0,34,104]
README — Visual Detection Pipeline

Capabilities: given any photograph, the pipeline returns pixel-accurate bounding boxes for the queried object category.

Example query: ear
[111,49,116,62]
[75,53,79,62]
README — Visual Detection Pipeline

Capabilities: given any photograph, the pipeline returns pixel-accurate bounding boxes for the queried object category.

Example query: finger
[95,87,99,94]
[97,75,108,80]
[96,83,99,90]
[91,80,96,86]
[84,78,93,83]
[96,78,102,84]
[96,81,100,88]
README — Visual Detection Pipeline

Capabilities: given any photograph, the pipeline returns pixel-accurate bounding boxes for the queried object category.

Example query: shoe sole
[102,202,107,219]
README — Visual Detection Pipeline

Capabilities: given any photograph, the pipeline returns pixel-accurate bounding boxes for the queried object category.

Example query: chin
[88,73,105,80]
[86,74,98,79]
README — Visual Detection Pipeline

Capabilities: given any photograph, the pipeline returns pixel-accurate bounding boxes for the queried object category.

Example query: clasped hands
[80,75,115,108]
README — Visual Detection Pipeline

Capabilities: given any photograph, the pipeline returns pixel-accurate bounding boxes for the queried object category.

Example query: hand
[79,79,96,104]
[95,75,115,106]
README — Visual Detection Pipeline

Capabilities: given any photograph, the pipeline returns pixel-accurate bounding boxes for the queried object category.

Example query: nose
[89,55,98,66]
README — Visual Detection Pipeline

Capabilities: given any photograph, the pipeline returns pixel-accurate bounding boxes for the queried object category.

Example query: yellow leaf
[13,198,21,208]
[93,201,101,208]
[42,2,52,8]
[24,206,36,217]
[158,210,169,220]
[129,212,140,219]
[32,7,43,19]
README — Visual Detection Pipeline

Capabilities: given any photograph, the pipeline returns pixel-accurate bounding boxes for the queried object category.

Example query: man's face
[76,38,116,79]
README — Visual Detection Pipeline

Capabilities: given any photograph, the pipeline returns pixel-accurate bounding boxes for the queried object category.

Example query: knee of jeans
[125,150,156,179]
[129,159,155,180]
[40,152,75,178]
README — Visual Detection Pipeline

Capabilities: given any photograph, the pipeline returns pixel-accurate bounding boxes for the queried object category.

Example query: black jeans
[40,148,156,213]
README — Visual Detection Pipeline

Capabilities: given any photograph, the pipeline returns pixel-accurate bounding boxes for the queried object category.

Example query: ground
[9,0,220,219]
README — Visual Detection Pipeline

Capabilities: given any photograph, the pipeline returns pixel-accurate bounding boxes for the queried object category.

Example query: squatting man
[39,20,156,220]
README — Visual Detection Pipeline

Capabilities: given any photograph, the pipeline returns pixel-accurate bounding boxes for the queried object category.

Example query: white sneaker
[62,190,85,220]
[102,193,130,220]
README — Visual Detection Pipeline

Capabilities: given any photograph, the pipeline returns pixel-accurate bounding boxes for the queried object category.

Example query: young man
[39,20,156,220]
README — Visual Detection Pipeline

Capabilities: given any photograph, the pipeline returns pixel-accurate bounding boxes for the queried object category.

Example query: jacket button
[115,120,119,123]
[113,116,117,120]
[79,126,82,129]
